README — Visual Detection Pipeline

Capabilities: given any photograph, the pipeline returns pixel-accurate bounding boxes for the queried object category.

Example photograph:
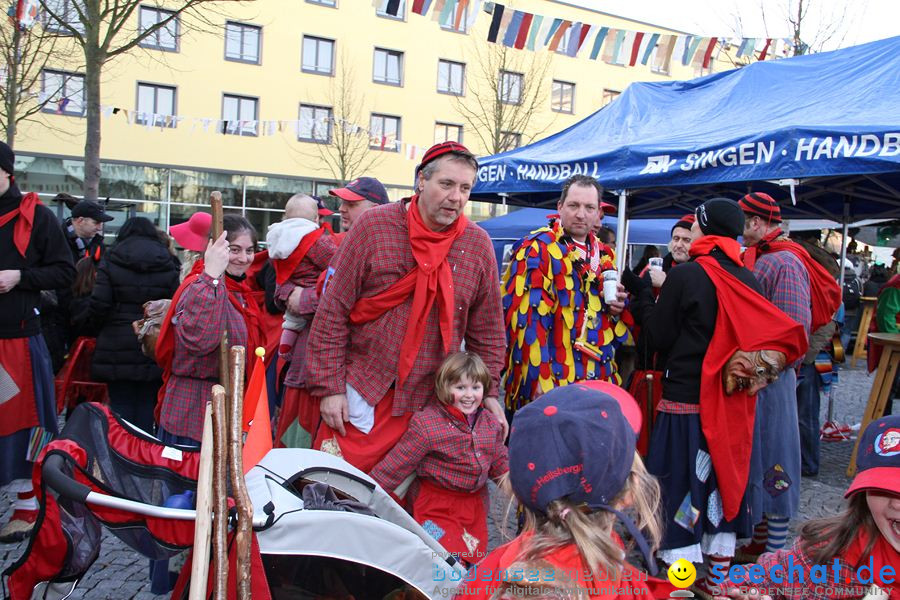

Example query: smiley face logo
[667,558,697,589]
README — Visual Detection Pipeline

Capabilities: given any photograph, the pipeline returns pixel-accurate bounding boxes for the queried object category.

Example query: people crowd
[1,136,898,598]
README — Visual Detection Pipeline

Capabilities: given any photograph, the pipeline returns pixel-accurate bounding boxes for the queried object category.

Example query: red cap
[738,192,782,223]
[600,202,617,215]
[170,212,211,252]
[416,141,477,176]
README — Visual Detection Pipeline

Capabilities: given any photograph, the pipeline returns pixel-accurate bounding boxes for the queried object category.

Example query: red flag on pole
[242,349,272,474]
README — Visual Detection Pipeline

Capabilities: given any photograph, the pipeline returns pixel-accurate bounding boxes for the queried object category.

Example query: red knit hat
[415,141,477,176]
[738,192,782,223]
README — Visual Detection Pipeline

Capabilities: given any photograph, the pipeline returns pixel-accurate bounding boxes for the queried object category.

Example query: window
[499,131,521,152]
[369,114,400,151]
[601,89,620,107]
[225,21,261,64]
[302,36,334,75]
[43,0,85,34]
[439,3,471,31]
[551,80,575,113]
[41,70,84,116]
[222,94,258,136]
[373,48,403,86]
[138,6,178,51]
[498,71,523,105]
[136,83,176,127]
[375,0,405,19]
[306,0,336,5]
[434,122,462,144]
[437,59,464,95]
[298,104,332,143]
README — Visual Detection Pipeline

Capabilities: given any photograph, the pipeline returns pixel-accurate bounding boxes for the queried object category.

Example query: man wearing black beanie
[641,197,808,596]
[0,141,74,542]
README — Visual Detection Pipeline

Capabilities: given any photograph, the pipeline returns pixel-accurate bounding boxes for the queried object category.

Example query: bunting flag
[640,32,661,65]
[15,0,39,28]
[601,28,617,63]
[543,18,562,46]
[548,20,570,52]
[737,37,755,57]
[701,36,719,69]
[241,351,272,475]
[502,9,523,47]
[654,34,676,71]
[758,38,774,60]
[514,12,533,49]
[486,2,504,42]
[525,14,543,50]
[629,31,644,66]
[384,0,402,17]
[453,0,469,30]
[411,0,432,15]
[588,26,609,60]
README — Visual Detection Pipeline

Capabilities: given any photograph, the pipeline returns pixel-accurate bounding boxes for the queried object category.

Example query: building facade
[13,0,717,235]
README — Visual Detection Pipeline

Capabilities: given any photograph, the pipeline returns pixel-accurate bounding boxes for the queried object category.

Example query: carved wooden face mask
[722,349,787,395]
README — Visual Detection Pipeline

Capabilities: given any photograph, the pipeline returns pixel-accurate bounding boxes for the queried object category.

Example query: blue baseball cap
[329,177,389,205]
[846,415,900,497]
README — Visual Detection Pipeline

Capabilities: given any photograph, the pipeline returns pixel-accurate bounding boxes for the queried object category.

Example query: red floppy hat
[169,212,211,252]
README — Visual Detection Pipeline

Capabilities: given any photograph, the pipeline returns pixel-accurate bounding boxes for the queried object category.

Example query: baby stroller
[3,402,466,600]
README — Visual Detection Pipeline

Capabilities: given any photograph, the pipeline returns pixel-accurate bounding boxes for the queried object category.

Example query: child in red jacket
[370,352,508,564]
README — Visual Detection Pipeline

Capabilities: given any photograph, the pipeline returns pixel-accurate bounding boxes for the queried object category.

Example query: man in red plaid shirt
[304,142,507,473]
[736,193,813,563]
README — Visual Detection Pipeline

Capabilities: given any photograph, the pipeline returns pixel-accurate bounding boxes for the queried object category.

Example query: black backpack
[842,274,862,310]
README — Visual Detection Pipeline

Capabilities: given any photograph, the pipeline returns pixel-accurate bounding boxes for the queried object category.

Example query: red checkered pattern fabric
[305,201,505,415]
[158,273,249,441]
[369,402,508,494]
[286,233,337,289]
[751,250,813,335]
[656,398,701,414]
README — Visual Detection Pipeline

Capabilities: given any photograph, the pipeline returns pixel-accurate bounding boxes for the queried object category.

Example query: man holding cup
[501,175,631,412]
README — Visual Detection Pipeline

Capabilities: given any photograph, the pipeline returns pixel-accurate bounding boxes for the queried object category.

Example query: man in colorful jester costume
[501,174,631,411]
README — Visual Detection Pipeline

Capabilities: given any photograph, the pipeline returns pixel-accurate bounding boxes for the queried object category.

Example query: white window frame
[498,70,523,105]
[136,83,176,127]
[41,70,84,116]
[225,21,261,64]
[298,104,332,143]
[138,6,178,52]
[302,35,335,75]
[373,48,403,86]
[437,59,464,96]
[222,94,259,136]
[551,80,575,114]
[369,113,401,151]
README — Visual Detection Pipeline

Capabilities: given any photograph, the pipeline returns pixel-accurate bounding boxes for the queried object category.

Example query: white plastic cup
[649,257,664,272]
[602,270,619,304]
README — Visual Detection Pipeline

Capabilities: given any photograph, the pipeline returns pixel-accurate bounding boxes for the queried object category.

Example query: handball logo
[874,428,900,457]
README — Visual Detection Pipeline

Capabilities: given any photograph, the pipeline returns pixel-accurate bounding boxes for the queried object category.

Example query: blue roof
[473,36,900,221]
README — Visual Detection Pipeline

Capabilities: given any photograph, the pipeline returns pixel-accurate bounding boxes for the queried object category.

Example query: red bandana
[271,226,327,285]
[348,195,468,385]
[0,192,40,257]
[691,235,808,520]
[743,228,841,332]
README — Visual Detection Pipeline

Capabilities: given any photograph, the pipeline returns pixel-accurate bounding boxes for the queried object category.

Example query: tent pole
[838,200,849,291]
[615,190,628,272]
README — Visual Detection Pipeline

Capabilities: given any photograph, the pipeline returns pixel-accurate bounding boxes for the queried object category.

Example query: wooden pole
[211,384,229,600]
[228,347,253,600]
[188,402,214,600]
[209,191,230,398]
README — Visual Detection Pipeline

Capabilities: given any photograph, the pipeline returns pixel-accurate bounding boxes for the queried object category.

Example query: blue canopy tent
[477,208,677,273]
[472,36,900,225]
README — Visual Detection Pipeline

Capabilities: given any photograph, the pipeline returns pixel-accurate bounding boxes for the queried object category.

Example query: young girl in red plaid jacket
[370,351,508,564]
[723,415,900,600]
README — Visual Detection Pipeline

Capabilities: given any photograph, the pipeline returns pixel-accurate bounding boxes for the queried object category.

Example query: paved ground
[0,365,881,598]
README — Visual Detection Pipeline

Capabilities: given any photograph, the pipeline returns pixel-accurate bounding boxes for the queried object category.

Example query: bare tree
[452,42,555,156]
[299,57,383,186]
[39,0,238,200]
[0,17,66,147]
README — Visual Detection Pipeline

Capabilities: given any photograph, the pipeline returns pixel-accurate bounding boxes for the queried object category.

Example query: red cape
[744,236,841,332]
[695,254,808,520]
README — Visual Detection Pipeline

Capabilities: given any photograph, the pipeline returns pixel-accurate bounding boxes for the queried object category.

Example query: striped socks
[751,520,768,545]
[764,515,790,552]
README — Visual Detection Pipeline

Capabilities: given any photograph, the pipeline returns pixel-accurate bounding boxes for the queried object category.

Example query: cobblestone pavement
[0,366,883,598]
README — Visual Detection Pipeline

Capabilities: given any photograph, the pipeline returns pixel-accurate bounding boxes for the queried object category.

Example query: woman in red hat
[155,214,265,445]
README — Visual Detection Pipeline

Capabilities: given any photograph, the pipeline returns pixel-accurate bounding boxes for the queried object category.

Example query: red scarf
[348,196,468,385]
[868,274,900,372]
[743,228,841,332]
[155,261,266,406]
[271,227,327,285]
[0,192,40,257]
[842,530,900,599]
[690,235,808,520]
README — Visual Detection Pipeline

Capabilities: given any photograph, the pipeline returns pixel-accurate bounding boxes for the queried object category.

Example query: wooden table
[847,332,900,476]
[850,297,878,368]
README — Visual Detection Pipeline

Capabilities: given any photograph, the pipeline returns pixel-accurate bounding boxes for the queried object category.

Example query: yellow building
[13,0,724,234]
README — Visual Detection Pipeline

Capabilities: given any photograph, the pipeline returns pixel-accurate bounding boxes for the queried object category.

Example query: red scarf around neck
[272,226,326,285]
[348,195,468,386]
[691,237,808,520]
[0,192,40,257]
[155,260,265,407]
[743,228,841,332]
[842,529,900,599]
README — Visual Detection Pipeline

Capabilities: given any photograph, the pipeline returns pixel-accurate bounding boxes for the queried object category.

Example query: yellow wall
[16,0,724,201]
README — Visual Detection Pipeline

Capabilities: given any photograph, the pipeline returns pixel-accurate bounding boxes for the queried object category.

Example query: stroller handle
[42,453,268,526]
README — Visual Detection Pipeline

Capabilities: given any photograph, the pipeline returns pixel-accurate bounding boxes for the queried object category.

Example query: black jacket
[642,249,762,404]
[0,185,75,339]
[82,234,179,382]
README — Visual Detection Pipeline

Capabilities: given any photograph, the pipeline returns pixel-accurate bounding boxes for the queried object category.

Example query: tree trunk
[6,25,21,147]
[83,19,104,200]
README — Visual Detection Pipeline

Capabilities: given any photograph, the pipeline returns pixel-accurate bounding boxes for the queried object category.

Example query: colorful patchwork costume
[501,218,631,410]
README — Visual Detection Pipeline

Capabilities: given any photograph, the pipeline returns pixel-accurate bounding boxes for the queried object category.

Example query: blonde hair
[434,352,492,406]
[513,452,661,581]
[490,559,587,599]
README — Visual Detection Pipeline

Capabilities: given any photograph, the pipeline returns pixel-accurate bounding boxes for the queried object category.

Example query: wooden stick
[211,384,229,600]
[228,346,253,600]
[210,191,230,398]
[188,402,214,600]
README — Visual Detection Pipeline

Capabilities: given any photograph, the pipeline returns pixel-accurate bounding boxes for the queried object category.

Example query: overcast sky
[565,0,897,51]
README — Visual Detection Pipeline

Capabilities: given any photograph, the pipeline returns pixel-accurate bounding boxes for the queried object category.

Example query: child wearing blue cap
[723,415,900,600]
[454,383,665,599]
